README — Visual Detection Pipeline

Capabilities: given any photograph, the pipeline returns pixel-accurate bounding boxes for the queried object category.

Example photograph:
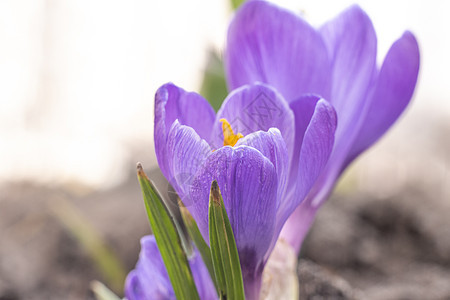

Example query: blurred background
[0,0,449,299]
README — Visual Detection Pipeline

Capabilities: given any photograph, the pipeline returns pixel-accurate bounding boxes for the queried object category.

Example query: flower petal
[320,5,377,133]
[124,271,146,300]
[211,83,294,156]
[279,97,336,252]
[280,198,318,253]
[280,95,336,218]
[287,95,322,188]
[165,121,211,203]
[348,31,420,162]
[188,146,278,281]
[296,99,337,203]
[235,128,289,208]
[225,0,331,102]
[155,83,215,177]
[187,249,218,300]
[301,5,378,207]
[125,236,174,300]
[124,236,216,300]
[281,31,419,254]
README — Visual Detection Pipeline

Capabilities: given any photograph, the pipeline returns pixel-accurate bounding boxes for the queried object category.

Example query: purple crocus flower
[225,0,420,252]
[125,235,216,299]
[154,82,337,299]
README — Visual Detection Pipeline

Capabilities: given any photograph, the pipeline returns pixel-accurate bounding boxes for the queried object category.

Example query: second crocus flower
[225,0,420,252]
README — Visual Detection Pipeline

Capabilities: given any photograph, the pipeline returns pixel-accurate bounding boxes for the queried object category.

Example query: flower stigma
[220,118,244,147]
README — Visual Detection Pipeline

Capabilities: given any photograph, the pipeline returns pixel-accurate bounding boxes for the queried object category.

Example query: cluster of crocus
[125,0,419,299]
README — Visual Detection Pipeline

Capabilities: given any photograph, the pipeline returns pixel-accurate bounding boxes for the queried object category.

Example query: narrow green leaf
[50,197,126,293]
[199,50,228,112]
[230,0,245,10]
[179,200,217,289]
[171,200,194,258]
[91,281,121,300]
[208,180,245,299]
[137,163,200,300]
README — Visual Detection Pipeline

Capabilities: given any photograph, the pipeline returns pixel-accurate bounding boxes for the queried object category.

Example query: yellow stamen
[220,118,244,147]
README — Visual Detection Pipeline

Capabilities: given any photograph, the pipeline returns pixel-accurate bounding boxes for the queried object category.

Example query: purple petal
[320,5,377,135]
[280,198,318,253]
[189,250,218,300]
[348,31,420,162]
[125,236,175,300]
[124,236,217,300]
[124,271,145,300]
[298,5,378,207]
[235,128,289,209]
[279,99,337,252]
[225,0,331,102]
[165,121,211,203]
[282,96,336,222]
[188,146,278,294]
[211,83,294,156]
[287,95,322,188]
[296,99,337,203]
[284,98,336,222]
[155,83,215,177]
[281,28,419,254]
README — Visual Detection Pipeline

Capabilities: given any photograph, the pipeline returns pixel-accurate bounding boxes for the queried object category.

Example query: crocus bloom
[125,235,216,299]
[154,82,337,299]
[225,0,420,252]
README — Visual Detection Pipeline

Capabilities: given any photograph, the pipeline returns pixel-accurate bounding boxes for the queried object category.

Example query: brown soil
[1,168,449,299]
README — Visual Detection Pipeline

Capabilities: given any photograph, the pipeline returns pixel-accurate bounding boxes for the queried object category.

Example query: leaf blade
[91,281,121,300]
[199,50,228,112]
[208,180,245,299]
[230,0,245,10]
[137,163,199,300]
[179,200,217,290]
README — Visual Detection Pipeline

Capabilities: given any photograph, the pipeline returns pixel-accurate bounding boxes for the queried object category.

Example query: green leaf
[91,281,121,300]
[230,0,245,10]
[50,197,126,293]
[137,163,200,300]
[199,50,228,112]
[208,180,245,299]
[179,200,217,289]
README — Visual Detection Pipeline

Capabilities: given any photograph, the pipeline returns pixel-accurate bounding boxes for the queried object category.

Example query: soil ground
[1,167,449,300]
